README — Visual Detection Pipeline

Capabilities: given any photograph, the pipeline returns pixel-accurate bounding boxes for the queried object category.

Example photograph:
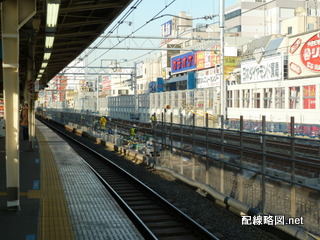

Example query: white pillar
[1,0,36,209]
[2,0,21,210]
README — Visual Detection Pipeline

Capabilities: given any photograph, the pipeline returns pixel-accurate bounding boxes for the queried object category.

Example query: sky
[78,0,237,68]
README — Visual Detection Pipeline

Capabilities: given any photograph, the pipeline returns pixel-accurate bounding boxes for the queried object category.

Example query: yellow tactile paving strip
[36,127,75,240]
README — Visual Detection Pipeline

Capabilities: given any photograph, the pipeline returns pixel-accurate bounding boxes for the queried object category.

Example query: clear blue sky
[83,0,237,66]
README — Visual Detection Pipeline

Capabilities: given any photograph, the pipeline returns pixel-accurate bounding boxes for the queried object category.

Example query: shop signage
[303,85,316,109]
[102,75,111,91]
[288,31,320,78]
[196,67,221,88]
[241,55,283,83]
[196,46,220,70]
[300,33,320,72]
[161,20,172,37]
[171,52,196,74]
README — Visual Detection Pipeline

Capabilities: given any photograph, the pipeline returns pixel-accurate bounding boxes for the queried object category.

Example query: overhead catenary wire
[85,0,178,67]
[66,0,320,77]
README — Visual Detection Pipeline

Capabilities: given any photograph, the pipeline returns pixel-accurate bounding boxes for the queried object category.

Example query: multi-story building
[280,8,320,35]
[225,0,320,38]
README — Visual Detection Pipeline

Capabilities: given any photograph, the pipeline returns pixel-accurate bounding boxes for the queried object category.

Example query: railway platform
[0,120,144,240]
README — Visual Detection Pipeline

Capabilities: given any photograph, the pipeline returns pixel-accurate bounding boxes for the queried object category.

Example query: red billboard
[288,31,320,78]
[303,85,316,109]
[300,33,320,72]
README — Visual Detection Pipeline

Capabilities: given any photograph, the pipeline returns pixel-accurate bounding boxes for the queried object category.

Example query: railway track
[37,113,320,186]
[115,119,320,160]
[38,117,220,240]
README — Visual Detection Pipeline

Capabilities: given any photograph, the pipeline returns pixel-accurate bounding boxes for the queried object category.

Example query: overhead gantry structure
[0,0,133,209]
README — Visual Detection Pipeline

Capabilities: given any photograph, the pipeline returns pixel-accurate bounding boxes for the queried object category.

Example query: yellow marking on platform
[0,192,30,196]
[36,127,75,240]
[28,190,41,199]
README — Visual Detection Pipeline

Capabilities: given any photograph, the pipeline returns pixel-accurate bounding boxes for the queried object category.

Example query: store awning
[166,75,188,84]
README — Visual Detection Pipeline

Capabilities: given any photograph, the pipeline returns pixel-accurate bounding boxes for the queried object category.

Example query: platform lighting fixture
[39,69,45,74]
[45,36,55,49]
[44,52,52,61]
[41,62,49,69]
[36,75,42,81]
[46,0,60,29]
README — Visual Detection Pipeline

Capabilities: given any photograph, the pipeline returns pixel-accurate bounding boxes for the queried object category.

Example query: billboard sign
[241,55,283,83]
[136,62,144,78]
[303,85,316,109]
[196,46,221,70]
[171,52,196,74]
[288,31,320,78]
[161,20,172,37]
[196,67,221,88]
[149,81,157,93]
[102,75,111,91]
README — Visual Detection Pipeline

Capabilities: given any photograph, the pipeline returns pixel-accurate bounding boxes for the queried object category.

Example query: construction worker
[150,113,157,128]
[150,114,157,122]
[99,116,107,132]
[131,124,137,137]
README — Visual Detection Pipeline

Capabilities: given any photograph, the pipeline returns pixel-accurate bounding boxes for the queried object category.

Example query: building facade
[225,0,320,38]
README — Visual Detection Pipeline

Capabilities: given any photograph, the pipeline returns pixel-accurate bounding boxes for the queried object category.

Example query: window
[263,88,273,108]
[234,90,240,108]
[252,89,260,108]
[242,89,250,108]
[303,85,316,109]
[226,25,241,34]
[307,24,314,31]
[275,87,285,109]
[288,26,292,34]
[225,9,241,21]
[118,90,128,95]
[227,91,233,107]
[289,86,300,109]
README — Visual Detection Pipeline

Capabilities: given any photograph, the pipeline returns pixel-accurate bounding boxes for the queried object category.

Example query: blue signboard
[148,81,157,93]
[157,78,164,92]
[161,20,172,37]
[171,52,197,74]
[187,72,195,89]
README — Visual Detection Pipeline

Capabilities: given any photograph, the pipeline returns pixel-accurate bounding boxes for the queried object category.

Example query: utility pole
[133,62,138,115]
[96,75,101,112]
[219,0,225,126]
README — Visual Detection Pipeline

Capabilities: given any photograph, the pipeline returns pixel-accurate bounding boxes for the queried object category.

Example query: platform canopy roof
[0,0,133,94]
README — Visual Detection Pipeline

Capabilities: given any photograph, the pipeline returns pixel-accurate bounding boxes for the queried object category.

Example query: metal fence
[40,108,320,237]
[42,88,219,127]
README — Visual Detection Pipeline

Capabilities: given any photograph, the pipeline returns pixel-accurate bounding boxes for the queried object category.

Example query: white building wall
[225,0,316,37]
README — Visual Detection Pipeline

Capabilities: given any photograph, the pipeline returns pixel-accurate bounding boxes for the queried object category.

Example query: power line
[86,0,178,66]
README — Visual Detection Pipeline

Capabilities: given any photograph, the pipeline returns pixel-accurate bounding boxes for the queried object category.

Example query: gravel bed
[56,124,293,240]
